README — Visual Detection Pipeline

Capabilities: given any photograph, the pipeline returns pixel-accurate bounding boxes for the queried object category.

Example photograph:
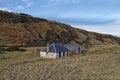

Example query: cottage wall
[56,53,59,58]
[40,52,57,59]
[64,44,81,54]
[40,51,70,59]
[56,52,70,58]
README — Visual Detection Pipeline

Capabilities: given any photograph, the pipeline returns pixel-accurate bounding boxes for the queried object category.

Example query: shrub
[0,47,5,54]
[19,48,26,52]
[5,46,26,52]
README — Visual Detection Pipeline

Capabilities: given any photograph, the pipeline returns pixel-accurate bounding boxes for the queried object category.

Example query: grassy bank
[0,45,120,80]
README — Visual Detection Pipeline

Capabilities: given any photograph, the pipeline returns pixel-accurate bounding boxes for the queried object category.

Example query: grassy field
[0,45,120,80]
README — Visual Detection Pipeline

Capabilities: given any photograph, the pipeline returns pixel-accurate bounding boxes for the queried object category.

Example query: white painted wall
[61,52,62,57]
[56,53,60,58]
[40,51,70,59]
[40,51,57,59]
[65,52,68,56]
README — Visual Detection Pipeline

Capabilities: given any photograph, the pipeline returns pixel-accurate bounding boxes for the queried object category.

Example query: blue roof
[42,43,70,53]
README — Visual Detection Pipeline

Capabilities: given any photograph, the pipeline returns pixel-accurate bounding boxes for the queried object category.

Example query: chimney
[47,42,50,52]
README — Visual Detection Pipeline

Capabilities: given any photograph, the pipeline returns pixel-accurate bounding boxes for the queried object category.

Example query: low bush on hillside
[0,47,5,55]
[5,46,26,52]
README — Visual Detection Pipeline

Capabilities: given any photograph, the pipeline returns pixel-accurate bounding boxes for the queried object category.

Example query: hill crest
[0,10,120,47]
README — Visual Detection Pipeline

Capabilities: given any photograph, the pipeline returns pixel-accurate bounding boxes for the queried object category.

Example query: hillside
[0,10,120,47]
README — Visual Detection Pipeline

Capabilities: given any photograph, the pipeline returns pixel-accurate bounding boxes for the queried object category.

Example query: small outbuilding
[40,43,70,59]
[64,44,81,54]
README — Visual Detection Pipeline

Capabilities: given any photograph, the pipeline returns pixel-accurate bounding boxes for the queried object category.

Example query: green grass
[0,45,120,80]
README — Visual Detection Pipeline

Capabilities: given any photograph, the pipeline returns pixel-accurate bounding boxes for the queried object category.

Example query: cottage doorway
[59,52,61,57]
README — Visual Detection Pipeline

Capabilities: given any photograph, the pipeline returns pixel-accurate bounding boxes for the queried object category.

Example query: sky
[0,0,120,37]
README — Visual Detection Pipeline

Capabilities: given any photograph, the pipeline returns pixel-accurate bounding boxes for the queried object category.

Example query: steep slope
[0,10,120,47]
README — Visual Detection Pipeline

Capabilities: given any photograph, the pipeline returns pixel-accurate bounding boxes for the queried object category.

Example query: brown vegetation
[0,10,120,47]
[0,45,120,80]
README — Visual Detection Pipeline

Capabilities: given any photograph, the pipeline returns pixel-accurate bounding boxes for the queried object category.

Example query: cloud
[0,0,33,11]
[48,0,80,5]
[73,24,120,37]
[49,17,118,25]
[22,0,33,7]
[0,7,12,12]
[16,5,25,10]
[15,0,33,10]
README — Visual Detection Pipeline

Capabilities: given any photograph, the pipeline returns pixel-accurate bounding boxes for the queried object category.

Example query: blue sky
[0,0,120,37]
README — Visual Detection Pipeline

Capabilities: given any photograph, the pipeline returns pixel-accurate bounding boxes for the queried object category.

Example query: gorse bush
[18,48,26,52]
[0,47,5,54]
[5,46,26,52]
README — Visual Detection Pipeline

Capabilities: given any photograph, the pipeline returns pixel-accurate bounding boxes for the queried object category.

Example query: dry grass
[0,45,120,80]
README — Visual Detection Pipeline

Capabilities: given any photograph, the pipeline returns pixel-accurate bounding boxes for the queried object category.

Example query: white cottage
[40,43,70,59]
